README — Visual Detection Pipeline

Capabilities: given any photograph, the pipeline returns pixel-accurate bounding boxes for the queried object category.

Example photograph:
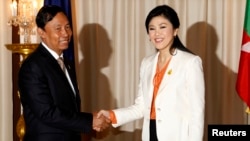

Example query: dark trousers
[150,120,158,141]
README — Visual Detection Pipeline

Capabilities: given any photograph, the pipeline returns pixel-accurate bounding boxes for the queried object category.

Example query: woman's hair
[145,5,193,55]
[36,5,67,30]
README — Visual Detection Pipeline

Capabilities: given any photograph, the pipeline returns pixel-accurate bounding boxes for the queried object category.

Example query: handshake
[92,110,111,132]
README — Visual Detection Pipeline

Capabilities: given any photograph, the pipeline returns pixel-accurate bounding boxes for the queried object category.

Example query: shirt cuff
[109,110,117,124]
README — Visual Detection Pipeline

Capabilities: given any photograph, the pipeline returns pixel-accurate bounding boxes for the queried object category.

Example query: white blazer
[112,49,205,141]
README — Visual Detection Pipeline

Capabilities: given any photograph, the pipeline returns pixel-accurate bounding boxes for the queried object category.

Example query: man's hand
[92,112,111,132]
[97,110,110,119]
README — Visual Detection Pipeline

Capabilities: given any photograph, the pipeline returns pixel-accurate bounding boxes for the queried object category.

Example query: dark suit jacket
[18,43,93,141]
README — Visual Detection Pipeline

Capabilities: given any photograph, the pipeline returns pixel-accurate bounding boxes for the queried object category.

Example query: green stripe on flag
[244,0,250,35]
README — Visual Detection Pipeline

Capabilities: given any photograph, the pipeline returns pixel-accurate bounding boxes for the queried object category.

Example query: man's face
[38,12,72,55]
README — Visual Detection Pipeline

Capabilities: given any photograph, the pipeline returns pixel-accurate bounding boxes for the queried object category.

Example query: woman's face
[148,15,178,51]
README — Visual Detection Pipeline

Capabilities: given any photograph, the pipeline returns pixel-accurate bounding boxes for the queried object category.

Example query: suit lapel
[64,59,79,95]
[144,53,158,103]
[158,49,181,94]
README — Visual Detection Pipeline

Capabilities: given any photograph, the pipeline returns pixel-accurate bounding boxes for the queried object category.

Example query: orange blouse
[150,60,169,119]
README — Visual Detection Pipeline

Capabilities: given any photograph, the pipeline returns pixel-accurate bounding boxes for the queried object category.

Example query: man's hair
[36,5,67,30]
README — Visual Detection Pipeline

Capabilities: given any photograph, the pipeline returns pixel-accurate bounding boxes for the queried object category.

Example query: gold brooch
[167,69,172,75]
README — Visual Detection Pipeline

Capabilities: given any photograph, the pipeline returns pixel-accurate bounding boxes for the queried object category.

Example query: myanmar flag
[236,0,250,109]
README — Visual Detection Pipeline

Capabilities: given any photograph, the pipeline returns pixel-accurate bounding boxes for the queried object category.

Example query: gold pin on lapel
[167,69,172,75]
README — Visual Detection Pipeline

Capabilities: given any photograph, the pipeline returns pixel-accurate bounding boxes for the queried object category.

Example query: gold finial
[16,115,26,141]
[245,107,250,114]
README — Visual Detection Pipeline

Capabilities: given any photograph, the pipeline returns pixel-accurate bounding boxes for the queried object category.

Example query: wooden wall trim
[12,21,20,141]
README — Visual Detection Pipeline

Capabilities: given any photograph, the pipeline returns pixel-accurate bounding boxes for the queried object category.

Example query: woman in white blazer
[98,4,205,141]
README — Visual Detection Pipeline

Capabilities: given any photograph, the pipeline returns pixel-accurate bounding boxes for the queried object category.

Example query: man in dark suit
[18,5,110,141]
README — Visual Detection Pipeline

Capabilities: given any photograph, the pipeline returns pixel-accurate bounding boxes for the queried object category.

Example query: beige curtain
[0,0,247,141]
[0,0,13,141]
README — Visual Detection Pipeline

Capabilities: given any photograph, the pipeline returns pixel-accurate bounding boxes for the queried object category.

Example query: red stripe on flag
[236,51,250,107]
[242,30,250,45]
